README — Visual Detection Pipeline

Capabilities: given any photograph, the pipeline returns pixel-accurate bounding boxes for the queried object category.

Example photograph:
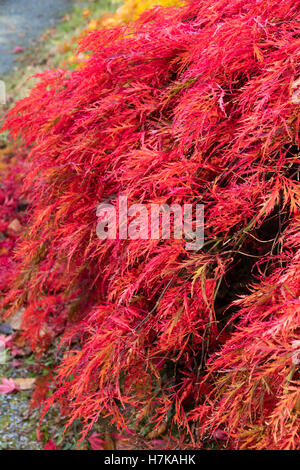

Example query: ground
[0,0,76,75]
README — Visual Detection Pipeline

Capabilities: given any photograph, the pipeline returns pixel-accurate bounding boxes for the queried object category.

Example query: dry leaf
[291,78,300,104]
[8,218,22,232]
[115,437,137,450]
[146,421,167,440]
[14,377,36,390]
[13,46,23,54]
[7,309,24,330]
[12,332,26,348]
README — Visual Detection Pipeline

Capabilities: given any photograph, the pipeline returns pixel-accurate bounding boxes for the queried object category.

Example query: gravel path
[0,391,43,450]
[0,0,75,75]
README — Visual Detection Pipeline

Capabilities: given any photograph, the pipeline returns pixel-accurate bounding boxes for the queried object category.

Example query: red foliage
[87,433,105,450]
[44,440,57,451]
[0,155,27,295]
[1,0,300,449]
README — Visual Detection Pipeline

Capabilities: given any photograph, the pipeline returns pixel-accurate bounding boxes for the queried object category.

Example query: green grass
[48,0,121,67]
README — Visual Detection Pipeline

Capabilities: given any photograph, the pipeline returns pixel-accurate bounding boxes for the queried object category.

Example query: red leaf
[13,46,23,54]
[0,377,18,394]
[44,440,57,450]
[0,334,13,349]
[213,429,227,441]
[88,433,105,450]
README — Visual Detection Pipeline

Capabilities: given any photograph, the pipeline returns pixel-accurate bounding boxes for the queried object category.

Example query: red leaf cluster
[0,154,27,295]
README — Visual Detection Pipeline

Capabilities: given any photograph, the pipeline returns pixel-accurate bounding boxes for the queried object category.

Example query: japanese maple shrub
[1,0,300,449]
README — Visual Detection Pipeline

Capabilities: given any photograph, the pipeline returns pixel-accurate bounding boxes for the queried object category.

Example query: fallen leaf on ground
[213,429,227,440]
[36,426,44,442]
[12,331,26,348]
[115,437,137,450]
[0,377,18,394]
[146,421,167,439]
[44,440,57,450]
[88,433,105,450]
[148,439,170,450]
[83,9,91,18]
[291,78,300,105]
[14,377,36,390]
[8,218,22,232]
[13,46,23,54]
[0,334,12,349]
[10,359,23,368]
[10,346,25,357]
